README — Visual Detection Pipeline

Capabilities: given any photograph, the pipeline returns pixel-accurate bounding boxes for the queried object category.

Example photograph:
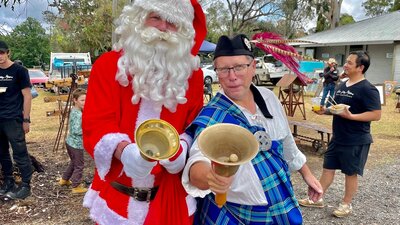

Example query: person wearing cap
[182,34,322,224]
[81,1,206,224]
[0,40,33,200]
[318,58,339,111]
[298,51,381,218]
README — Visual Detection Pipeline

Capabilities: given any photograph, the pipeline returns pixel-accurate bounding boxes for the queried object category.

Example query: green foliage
[362,0,391,16]
[203,0,283,37]
[7,17,50,68]
[362,0,400,16]
[204,1,229,43]
[277,0,314,38]
[390,0,400,11]
[311,0,343,31]
[45,0,113,61]
[340,13,355,25]
[316,14,329,32]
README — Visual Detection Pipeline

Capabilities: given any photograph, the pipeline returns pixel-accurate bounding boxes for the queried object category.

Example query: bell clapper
[229,154,238,163]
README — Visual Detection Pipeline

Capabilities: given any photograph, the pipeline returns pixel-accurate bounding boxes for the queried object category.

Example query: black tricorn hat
[213,34,254,59]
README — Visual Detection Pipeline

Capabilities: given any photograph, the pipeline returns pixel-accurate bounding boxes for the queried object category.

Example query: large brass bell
[135,119,180,161]
[197,123,259,208]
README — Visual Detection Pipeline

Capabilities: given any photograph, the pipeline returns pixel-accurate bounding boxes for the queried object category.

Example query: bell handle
[215,193,227,208]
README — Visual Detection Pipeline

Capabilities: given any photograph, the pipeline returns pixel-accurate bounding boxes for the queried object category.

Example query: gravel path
[291,147,400,225]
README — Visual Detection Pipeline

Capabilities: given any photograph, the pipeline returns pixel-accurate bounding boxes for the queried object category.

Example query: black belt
[111,182,158,202]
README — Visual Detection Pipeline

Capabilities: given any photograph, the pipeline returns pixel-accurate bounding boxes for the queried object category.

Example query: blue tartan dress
[188,93,302,225]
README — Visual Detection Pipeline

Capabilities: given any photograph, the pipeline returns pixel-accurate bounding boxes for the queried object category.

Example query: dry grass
[1,86,398,224]
[29,85,400,165]
[27,90,62,144]
[209,84,400,167]
[209,84,400,137]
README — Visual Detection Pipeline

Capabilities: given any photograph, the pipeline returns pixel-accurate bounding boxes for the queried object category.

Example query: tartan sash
[190,93,301,224]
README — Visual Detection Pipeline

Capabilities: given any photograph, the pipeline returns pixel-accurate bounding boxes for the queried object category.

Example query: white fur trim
[87,192,132,225]
[84,177,195,224]
[127,197,150,225]
[94,133,131,180]
[83,185,99,208]
[85,188,196,225]
[84,177,155,225]
[134,0,194,32]
[136,99,161,128]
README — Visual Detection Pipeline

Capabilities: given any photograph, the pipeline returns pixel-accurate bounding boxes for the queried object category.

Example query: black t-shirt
[332,79,381,145]
[0,63,31,121]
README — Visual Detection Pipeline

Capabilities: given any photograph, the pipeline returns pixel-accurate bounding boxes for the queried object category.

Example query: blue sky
[0,0,55,34]
[0,0,370,34]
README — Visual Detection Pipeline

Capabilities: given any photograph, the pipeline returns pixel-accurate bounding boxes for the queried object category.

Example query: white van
[49,52,92,79]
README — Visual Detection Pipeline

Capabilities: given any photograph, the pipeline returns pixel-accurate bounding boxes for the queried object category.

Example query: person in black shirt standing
[0,40,33,200]
[319,58,339,109]
[299,51,381,218]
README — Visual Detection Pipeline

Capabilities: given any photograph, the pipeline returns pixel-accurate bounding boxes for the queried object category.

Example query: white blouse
[182,87,306,205]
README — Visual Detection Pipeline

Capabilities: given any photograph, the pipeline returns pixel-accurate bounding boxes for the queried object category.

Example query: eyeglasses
[214,63,251,78]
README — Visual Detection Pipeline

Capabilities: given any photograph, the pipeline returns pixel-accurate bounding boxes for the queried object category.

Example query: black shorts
[323,142,370,176]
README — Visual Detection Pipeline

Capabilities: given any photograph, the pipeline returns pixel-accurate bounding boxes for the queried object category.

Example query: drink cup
[311,97,321,111]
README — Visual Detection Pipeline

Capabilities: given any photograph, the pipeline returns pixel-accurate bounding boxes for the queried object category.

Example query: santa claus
[82,0,206,224]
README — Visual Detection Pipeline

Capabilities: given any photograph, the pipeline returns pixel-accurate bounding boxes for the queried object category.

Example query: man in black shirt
[0,40,33,200]
[299,51,381,218]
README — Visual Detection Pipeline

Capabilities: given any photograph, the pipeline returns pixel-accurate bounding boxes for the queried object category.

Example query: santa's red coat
[82,51,204,225]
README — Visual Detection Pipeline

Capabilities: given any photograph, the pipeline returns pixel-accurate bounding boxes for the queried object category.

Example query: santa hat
[133,0,206,56]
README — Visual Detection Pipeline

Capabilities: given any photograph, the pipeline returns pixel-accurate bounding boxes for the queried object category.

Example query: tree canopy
[1,0,384,66]
[362,0,400,17]
[6,17,50,68]
[45,0,114,60]
[0,0,20,10]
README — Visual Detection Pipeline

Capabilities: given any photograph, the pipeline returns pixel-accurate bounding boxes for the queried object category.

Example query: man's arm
[339,108,381,122]
[21,87,32,133]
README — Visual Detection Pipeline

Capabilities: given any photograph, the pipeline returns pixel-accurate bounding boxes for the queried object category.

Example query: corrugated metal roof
[297,10,400,46]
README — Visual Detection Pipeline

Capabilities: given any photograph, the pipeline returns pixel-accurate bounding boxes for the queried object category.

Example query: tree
[362,0,391,16]
[362,0,400,16]
[45,0,113,61]
[339,13,355,26]
[203,1,230,43]
[312,0,343,30]
[0,0,21,10]
[7,17,50,68]
[277,0,314,38]
[391,0,400,11]
[203,0,282,37]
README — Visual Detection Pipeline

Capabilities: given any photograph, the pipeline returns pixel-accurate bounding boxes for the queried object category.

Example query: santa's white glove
[120,143,157,179]
[159,138,190,174]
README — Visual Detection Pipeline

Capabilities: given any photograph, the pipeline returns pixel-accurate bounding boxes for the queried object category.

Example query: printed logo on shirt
[336,89,354,98]
[0,75,13,81]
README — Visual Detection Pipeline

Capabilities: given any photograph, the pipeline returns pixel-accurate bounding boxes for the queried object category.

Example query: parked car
[29,69,48,88]
[201,64,218,84]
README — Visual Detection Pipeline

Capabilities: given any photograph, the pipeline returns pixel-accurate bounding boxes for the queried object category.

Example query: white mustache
[140,27,179,45]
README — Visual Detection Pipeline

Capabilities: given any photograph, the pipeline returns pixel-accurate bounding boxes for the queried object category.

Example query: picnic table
[288,119,332,153]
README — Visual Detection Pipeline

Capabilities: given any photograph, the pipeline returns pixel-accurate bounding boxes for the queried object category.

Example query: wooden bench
[288,119,332,153]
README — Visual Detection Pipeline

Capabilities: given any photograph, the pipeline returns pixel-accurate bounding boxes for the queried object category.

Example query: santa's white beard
[115,26,199,113]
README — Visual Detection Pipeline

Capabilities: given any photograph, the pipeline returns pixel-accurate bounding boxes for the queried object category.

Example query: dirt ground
[0,88,399,225]
[2,133,399,225]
